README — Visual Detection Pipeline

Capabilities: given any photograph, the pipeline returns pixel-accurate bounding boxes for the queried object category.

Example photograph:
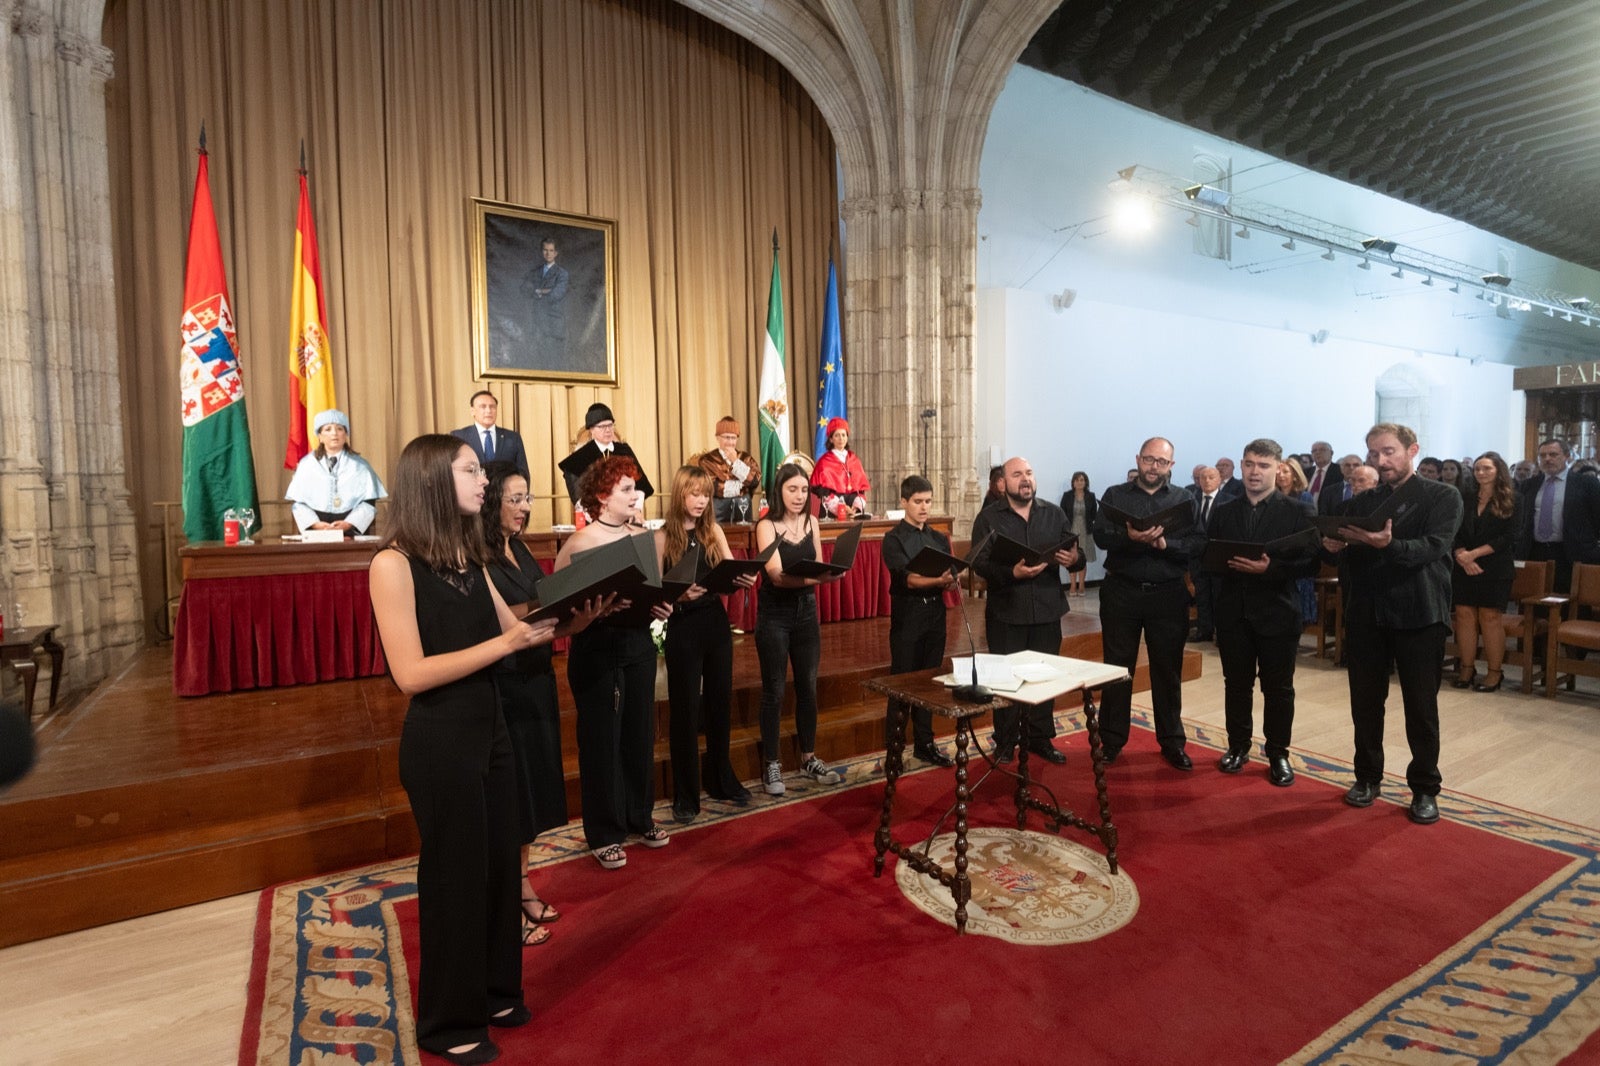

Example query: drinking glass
[237,507,257,545]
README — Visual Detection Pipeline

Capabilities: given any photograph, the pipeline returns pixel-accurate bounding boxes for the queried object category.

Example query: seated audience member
[559,403,655,506]
[983,465,1006,508]
[694,416,760,523]
[810,417,871,516]
[285,409,387,534]
[1417,456,1442,481]
[451,389,530,480]
[1345,463,1379,498]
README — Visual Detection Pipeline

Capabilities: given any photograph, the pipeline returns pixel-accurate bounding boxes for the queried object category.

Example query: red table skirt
[174,571,386,696]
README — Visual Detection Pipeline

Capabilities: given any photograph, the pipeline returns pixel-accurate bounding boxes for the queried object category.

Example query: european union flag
[812,258,846,457]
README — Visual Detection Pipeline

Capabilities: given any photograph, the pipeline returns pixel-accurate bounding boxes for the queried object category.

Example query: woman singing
[658,466,757,822]
[368,435,555,1064]
[755,463,845,795]
[481,463,608,945]
[556,455,673,869]
[1451,452,1519,692]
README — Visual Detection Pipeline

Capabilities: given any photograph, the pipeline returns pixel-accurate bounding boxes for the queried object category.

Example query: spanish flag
[283,160,337,468]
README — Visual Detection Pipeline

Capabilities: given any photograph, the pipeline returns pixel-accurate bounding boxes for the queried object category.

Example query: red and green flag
[179,132,258,542]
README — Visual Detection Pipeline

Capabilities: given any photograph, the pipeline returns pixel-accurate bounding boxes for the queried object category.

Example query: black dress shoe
[1161,748,1193,771]
[671,807,698,825]
[992,743,1015,764]
[1409,793,1440,824]
[1267,753,1295,787]
[1027,743,1067,765]
[913,744,956,769]
[1217,747,1249,774]
[1100,747,1121,766]
[489,1005,531,1028]
[1344,781,1381,807]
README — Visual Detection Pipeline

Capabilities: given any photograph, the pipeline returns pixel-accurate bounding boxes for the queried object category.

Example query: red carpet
[242,725,1600,1065]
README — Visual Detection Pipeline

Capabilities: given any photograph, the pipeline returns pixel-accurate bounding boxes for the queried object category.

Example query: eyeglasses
[1137,456,1174,468]
[505,494,531,505]
[453,464,483,477]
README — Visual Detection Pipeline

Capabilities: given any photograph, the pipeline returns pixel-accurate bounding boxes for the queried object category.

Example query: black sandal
[521,896,560,924]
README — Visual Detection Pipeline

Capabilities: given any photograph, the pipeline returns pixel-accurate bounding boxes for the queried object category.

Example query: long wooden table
[174,517,955,696]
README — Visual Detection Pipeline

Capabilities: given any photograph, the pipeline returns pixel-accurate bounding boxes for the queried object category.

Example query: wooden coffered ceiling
[1019,0,1600,272]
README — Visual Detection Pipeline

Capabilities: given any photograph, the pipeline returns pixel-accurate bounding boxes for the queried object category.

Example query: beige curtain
[105,0,838,627]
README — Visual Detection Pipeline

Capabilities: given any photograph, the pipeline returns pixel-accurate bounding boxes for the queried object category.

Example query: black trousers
[664,601,741,811]
[1344,617,1445,796]
[1215,618,1298,756]
[567,626,658,849]
[1528,540,1574,595]
[984,616,1059,752]
[1191,569,1219,637]
[399,683,524,1053]
[886,595,946,749]
[1098,575,1189,753]
[756,593,821,760]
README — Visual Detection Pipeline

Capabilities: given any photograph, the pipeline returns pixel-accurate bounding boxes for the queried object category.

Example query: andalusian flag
[179,132,259,543]
[812,256,845,457]
[756,234,790,494]
[284,157,338,468]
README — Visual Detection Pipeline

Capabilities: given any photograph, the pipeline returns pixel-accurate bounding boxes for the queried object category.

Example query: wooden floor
[2,589,1597,1064]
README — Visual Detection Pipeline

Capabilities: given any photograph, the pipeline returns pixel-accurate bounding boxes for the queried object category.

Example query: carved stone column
[671,0,1058,534]
[1,1,142,692]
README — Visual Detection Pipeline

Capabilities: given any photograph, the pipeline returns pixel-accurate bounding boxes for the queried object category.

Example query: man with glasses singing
[1092,437,1204,770]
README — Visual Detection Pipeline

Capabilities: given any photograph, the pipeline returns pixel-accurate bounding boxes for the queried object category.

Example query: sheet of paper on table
[950,654,1024,692]
[939,651,1129,703]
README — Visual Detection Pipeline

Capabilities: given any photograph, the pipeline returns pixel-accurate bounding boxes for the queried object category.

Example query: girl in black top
[657,465,758,822]
[369,435,560,1064]
[480,463,609,946]
[754,463,846,795]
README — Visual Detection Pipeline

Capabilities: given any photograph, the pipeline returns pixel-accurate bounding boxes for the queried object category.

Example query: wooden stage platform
[0,605,1200,948]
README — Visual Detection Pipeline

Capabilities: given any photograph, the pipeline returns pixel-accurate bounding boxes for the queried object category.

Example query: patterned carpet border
[244,706,1600,1066]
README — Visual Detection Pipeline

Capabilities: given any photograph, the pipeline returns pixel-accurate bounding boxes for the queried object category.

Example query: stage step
[0,608,1199,947]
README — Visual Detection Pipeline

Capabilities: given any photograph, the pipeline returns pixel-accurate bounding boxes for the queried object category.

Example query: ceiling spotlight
[1361,238,1399,255]
[1572,296,1593,309]
[1391,267,1405,279]
[1481,272,1512,286]
[1321,247,1336,261]
[1185,213,1200,227]
[1282,237,1296,251]
[1449,283,1461,293]
[1183,183,1232,209]
[1357,258,1371,270]
[1117,165,1138,183]
[1421,276,1433,286]
[1235,225,1250,239]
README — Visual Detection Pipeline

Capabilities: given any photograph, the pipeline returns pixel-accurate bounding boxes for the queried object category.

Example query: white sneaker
[800,756,842,785]
[764,760,785,796]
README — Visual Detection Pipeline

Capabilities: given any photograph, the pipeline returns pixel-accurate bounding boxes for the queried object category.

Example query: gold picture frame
[469,198,617,385]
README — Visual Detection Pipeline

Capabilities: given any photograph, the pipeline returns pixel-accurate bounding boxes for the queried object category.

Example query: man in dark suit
[1318,454,1364,514]
[1210,440,1319,787]
[559,402,655,505]
[451,389,529,480]
[1215,457,1244,501]
[527,236,570,365]
[1189,466,1222,641]
[1517,437,1600,592]
[1323,422,1461,826]
[1306,440,1343,500]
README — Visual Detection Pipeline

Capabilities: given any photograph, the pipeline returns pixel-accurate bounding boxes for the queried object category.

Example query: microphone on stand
[952,531,993,703]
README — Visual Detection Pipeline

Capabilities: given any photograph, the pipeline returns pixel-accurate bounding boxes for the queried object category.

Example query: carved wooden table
[864,655,1125,934]
[0,625,65,722]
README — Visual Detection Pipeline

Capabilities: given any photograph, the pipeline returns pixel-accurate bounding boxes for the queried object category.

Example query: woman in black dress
[1451,451,1520,692]
[657,465,757,822]
[369,435,559,1064]
[480,463,608,945]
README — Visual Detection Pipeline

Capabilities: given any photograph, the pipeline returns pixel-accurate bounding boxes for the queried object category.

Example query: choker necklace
[595,517,627,528]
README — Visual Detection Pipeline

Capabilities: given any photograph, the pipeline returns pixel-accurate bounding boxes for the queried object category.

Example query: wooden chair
[1503,560,1555,693]
[1307,563,1342,661]
[1544,562,1600,697]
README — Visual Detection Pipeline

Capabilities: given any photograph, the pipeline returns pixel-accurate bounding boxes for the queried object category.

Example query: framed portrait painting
[469,199,617,385]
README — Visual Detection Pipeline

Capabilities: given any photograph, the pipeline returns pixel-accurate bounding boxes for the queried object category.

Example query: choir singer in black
[970,457,1080,764]
[880,475,958,767]
[1208,439,1319,786]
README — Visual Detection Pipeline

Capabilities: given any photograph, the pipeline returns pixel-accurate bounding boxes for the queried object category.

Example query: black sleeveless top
[486,537,554,675]
[759,517,816,606]
[405,553,501,716]
[667,527,719,615]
